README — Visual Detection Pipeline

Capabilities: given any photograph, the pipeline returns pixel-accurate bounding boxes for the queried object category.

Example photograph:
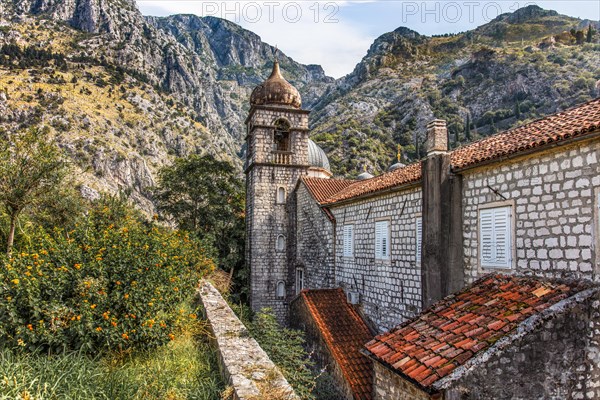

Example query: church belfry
[244,60,310,322]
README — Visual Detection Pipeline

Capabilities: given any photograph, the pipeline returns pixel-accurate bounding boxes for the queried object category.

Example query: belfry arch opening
[273,119,291,152]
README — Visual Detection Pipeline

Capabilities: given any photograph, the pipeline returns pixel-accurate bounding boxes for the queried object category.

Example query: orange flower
[96,327,102,331]
[168,334,175,341]
[122,333,129,340]
[74,264,82,270]
[27,324,33,331]
[90,304,97,309]
[111,321,117,327]
[124,294,129,299]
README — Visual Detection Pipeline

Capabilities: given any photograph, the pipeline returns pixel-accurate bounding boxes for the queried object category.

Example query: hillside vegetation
[310,6,600,176]
[0,0,331,212]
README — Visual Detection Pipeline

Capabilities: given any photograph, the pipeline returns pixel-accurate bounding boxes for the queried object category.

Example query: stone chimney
[421,118,463,309]
[426,119,448,155]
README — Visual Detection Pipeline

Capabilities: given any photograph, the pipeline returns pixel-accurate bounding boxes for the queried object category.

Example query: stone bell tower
[244,60,310,323]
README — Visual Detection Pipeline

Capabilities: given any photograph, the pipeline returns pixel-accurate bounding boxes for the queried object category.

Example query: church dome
[250,61,302,109]
[357,171,374,180]
[388,162,405,172]
[308,139,330,171]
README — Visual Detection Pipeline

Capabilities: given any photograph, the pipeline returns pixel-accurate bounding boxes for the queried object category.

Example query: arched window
[277,187,286,204]
[273,119,290,152]
[276,235,285,251]
[296,269,304,294]
[276,281,285,298]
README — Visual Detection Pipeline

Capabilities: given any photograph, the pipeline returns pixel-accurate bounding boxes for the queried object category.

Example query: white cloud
[136,1,373,78]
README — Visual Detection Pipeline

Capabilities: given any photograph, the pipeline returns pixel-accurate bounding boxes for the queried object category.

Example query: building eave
[452,128,600,174]
[323,180,422,208]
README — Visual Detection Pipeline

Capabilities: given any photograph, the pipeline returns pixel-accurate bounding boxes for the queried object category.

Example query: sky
[136,1,600,78]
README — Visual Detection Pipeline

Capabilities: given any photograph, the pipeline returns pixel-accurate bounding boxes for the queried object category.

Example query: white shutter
[480,206,512,269]
[375,222,382,259]
[343,225,354,257]
[480,209,494,266]
[416,218,422,263]
[375,221,389,259]
[493,207,511,267]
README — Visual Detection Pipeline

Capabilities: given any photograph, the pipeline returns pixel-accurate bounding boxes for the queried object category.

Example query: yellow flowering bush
[0,198,215,352]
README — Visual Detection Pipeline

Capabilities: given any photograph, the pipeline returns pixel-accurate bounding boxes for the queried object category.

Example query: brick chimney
[426,119,448,155]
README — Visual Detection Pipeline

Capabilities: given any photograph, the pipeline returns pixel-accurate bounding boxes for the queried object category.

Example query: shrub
[248,309,317,399]
[0,315,224,399]
[0,197,215,352]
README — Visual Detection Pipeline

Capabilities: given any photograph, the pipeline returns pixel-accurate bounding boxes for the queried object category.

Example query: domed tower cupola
[357,166,374,180]
[307,139,332,178]
[250,60,302,109]
[244,55,310,324]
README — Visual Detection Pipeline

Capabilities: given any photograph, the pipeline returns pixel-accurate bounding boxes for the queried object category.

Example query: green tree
[587,25,594,43]
[0,128,67,254]
[465,114,472,141]
[152,154,245,292]
[576,30,585,45]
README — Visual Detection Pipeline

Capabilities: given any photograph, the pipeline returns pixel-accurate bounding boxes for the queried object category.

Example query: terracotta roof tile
[317,97,600,206]
[301,177,357,204]
[364,274,592,391]
[322,162,422,204]
[451,97,600,169]
[300,289,374,399]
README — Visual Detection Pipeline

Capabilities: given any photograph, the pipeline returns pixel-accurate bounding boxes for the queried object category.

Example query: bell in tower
[244,58,310,323]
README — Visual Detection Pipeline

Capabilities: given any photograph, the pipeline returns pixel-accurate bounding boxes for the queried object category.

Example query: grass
[0,324,225,400]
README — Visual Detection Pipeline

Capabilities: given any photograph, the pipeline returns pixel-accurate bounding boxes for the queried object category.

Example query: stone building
[244,61,600,399]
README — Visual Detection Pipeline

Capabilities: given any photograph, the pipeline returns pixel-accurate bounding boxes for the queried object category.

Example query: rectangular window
[296,268,304,294]
[416,218,422,263]
[480,206,512,269]
[343,225,354,257]
[375,220,390,260]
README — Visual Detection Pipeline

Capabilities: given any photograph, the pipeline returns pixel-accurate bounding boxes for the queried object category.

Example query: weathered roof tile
[301,177,356,204]
[364,274,592,390]
[318,97,600,206]
[299,289,374,399]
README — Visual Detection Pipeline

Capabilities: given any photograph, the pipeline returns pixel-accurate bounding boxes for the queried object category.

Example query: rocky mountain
[0,0,332,211]
[309,6,600,176]
[0,0,597,203]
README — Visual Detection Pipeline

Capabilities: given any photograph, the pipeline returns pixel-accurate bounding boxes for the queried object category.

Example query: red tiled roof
[318,97,600,206]
[301,177,357,204]
[451,97,600,169]
[300,289,374,399]
[322,162,422,205]
[363,274,591,391]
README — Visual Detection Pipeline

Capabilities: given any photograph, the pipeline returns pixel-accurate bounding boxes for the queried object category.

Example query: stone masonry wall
[295,183,335,291]
[198,281,297,400]
[373,363,432,400]
[330,187,423,332]
[441,288,600,400]
[462,140,600,284]
[245,106,309,323]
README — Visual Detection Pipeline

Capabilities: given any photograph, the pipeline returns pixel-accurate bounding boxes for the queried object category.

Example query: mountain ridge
[0,0,598,207]
[0,0,332,212]
[309,5,600,176]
